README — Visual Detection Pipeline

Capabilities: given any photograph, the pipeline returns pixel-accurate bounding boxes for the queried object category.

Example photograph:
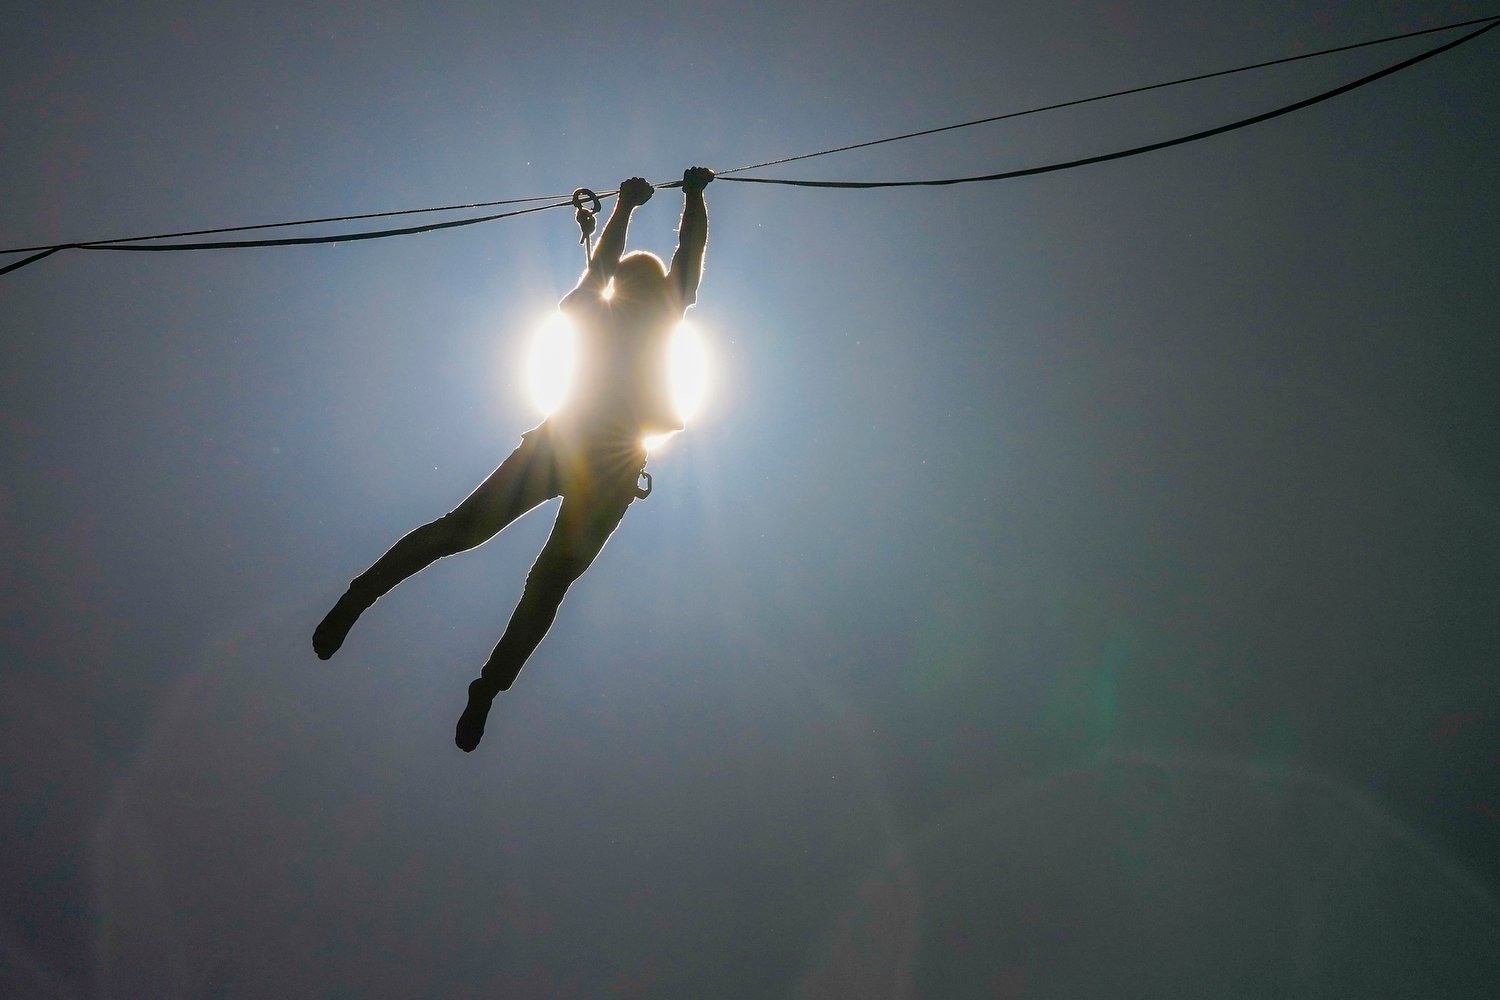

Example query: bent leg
[455,487,636,750]
[314,434,559,659]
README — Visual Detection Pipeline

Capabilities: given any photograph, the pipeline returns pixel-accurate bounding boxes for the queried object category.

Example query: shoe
[455,679,497,752]
[312,593,363,660]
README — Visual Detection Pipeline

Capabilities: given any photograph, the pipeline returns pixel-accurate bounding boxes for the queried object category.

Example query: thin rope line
[7,11,1490,259]
[716,19,1498,190]
[715,12,1500,177]
[3,181,663,271]
[0,192,571,256]
[1,12,1493,277]
[0,246,66,277]
[77,198,579,252]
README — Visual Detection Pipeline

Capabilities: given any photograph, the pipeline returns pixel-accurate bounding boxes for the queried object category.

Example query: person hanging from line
[313,166,714,752]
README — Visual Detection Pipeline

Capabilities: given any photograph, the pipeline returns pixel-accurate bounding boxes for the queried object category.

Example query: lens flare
[669,320,710,424]
[646,321,711,452]
[526,311,576,416]
[528,313,711,450]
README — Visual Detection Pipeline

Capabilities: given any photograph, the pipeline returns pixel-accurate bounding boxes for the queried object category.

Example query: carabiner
[572,188,601,258]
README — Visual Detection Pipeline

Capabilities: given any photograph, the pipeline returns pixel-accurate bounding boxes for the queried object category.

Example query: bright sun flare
[526,312,710,451]
[526,311,577,417]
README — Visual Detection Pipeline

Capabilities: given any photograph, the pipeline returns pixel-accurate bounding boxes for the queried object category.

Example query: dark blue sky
[4,2,1498,996]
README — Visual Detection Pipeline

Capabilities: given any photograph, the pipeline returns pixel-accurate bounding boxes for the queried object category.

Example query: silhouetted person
[314,167,714,752]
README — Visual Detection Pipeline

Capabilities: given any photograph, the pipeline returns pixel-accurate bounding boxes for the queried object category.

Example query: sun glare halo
[526,311,576,416]
[527,314,711,452]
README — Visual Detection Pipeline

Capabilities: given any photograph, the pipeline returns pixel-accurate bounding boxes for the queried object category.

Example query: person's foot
[312,593,363,660]
[455,679,497,752]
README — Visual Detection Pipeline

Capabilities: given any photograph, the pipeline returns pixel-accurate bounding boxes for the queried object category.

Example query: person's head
[611,251,670,309]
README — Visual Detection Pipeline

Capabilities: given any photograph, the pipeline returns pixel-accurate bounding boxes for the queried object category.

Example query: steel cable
[3,13,1494,277]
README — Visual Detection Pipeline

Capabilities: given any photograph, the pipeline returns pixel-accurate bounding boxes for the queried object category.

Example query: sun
[526,311,577,417]
[526,314,711,451]
[646,320,710,451]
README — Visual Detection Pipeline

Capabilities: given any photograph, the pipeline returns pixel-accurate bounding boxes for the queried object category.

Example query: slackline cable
[0,192,572,256]
[713,12,1500,177]
[3,13,1495,277]
[0,199,579,276]
[716,16,1499,189]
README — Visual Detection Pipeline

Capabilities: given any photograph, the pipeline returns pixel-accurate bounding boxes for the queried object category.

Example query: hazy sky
[4,2,1498,997]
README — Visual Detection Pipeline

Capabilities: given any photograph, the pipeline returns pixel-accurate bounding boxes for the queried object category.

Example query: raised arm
[669,166,714,308]
[563,177,654,306]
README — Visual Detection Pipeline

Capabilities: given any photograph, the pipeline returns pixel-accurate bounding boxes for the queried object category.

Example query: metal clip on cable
[572,188,600,263]
[634,471,653,500]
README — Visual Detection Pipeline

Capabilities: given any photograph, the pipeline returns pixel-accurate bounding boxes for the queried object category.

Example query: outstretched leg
[314,432,559,659]
[455,484,636,751]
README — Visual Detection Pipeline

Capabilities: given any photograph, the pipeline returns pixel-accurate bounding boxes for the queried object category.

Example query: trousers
[347,420,648,690]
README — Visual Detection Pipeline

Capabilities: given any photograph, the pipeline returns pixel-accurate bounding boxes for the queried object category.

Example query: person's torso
[560,292,685,439]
